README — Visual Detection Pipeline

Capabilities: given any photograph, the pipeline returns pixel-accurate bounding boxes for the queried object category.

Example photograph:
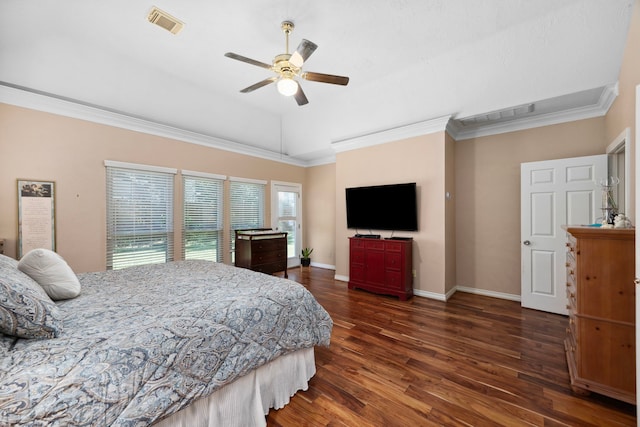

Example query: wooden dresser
[563,226,635,404]
[348,237,413,300]
[235,229,288,278]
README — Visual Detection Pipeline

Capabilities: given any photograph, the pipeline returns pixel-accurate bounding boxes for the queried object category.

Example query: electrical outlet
[412,269,416,278]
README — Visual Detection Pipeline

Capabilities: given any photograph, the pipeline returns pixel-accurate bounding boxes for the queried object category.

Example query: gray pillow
[0,261,64,339]
[0,253,18,269]
[18,249,81,300]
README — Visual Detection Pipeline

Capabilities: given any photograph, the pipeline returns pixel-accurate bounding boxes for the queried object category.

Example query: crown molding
[448,83,618,141]
[304,154,337,167]
[0,83,309,167]
[331,115,451,153]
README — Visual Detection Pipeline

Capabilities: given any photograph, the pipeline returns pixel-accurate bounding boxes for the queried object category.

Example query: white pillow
[18,249,81,300]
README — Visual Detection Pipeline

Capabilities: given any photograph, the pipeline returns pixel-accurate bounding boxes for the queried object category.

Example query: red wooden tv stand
[348,236,413,300]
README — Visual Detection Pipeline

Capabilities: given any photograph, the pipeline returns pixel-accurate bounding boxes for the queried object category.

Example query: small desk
[235,229,288,278]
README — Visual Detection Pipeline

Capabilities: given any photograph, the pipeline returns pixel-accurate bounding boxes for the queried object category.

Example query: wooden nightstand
[235,229,288,278]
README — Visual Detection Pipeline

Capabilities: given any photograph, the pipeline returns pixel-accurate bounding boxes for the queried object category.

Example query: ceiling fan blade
[302,71,349,86]
[289,39,318,68]
[294,84,309,106]
[240,77,278,93]
[224,52,272,70]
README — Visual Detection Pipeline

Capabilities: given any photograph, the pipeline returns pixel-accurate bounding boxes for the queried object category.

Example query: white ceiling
[0,1,634,164]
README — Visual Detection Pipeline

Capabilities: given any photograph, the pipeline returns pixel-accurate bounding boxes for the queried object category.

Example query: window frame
[182,170,226,263]
[105,160,177,270]
[229,177,267,262]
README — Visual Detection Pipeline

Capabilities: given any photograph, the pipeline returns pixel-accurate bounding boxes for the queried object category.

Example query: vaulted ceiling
[0,1,634,164]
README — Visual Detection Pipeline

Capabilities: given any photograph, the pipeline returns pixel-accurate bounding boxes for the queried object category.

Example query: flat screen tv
[345,182,418,231]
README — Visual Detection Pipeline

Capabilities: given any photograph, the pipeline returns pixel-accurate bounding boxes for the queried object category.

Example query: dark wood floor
[267,267,636,427]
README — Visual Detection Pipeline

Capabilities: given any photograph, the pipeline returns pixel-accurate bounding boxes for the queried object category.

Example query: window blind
[182,174,224,262]
[106,165,174,270]
[229,179,265,261]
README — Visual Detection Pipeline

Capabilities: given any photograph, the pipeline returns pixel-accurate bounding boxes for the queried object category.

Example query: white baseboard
[327,276,521,303]
[310,262,335,270]
[455,285,521,302]
[414,286,520,302]
[413,289,448,301]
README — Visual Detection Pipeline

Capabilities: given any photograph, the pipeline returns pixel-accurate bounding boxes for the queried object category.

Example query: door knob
[523,240,531,246]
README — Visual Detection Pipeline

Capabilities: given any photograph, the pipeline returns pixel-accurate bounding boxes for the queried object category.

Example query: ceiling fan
[224,21,349,106]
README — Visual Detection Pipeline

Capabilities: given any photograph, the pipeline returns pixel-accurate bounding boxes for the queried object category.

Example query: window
[182,171,225,262]
[229,177,266,262]
[105,161,176,270]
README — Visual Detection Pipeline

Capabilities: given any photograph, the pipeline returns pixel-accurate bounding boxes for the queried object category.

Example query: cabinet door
[385,251,402,270]
[365,250,385,286]
[385,270,403,290]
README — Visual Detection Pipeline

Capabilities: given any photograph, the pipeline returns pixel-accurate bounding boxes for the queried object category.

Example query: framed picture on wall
[17,179,56,258]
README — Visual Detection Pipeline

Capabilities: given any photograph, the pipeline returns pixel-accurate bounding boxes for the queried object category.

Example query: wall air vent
[147,7,184,35]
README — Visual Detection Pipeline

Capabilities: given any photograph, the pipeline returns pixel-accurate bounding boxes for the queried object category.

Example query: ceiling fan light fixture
[277,77,298,96]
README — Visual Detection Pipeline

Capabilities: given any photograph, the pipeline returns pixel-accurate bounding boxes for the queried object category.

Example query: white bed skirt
[154,347,316,427]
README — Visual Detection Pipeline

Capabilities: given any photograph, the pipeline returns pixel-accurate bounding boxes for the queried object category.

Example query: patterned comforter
[0,261,333,426]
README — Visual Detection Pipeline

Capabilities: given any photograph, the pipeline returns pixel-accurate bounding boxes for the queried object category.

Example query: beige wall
[304,163,336,267]
[455,117,607,296]
[335,132,448,296]
[2,1,637,299]
[455,0,639,298]
[605,0,640,221]
[0,104,306,273]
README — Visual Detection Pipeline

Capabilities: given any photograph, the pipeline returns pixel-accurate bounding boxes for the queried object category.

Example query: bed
[0,253,333,426]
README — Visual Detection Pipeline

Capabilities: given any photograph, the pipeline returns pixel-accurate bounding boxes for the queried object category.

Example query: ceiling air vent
[458,103,534,127]
[147,7,184,35]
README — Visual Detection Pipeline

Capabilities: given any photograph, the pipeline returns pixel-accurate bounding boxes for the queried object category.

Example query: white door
[521,154,607,314]
[271,182,302,268]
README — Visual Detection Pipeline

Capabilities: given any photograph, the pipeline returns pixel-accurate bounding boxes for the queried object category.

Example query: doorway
[271,181,302,267]
[521,154,607,314]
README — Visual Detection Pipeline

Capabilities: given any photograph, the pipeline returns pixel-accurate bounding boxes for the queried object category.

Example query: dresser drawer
[577,317,635,394]
[351,248,365,265]
[384,241,404,252]
[251,239,284,253]
[251,250,285,264]
[365,240,385,251]
[351,239,365,249]
[385,252,402,270]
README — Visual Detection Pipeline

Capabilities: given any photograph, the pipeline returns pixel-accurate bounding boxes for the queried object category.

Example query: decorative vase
[599,177,619,224]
